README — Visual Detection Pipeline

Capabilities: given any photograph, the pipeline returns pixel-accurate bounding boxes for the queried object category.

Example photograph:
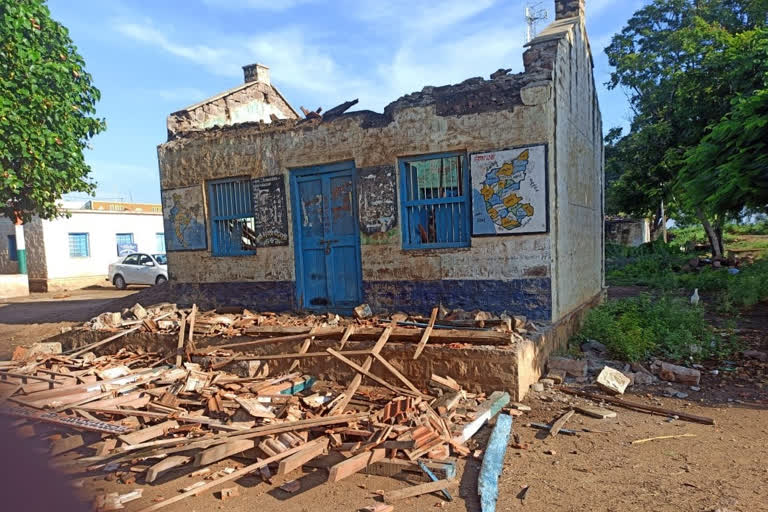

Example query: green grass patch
[573,295,739,362]
[606,232,768,313]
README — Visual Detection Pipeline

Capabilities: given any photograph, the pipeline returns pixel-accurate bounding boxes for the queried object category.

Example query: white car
[108,253,168,289]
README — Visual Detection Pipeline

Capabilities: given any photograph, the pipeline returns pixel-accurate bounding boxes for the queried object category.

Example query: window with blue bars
[156,233,166,253]
[116,233,134,245]
[208,177,258,256]
[399,152,471,250]
[7,235,17,261]
[68,233,90,258]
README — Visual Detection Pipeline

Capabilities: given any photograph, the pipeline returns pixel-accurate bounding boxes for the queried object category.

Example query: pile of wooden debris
[82,302,536,339]
[0,305,518,511]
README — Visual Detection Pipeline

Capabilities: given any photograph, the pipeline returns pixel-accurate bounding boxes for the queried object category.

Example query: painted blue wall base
[169,281,296,311]
[363,278,552,321]
[167,277,552,321]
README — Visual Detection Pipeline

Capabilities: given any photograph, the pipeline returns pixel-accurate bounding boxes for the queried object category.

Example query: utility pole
[525,2,549,43]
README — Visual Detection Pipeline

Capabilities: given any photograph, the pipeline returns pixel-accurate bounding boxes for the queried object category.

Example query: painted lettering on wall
[251,175,290,247]
[470,144,548,235]
[161,186,207,251]
[357,165,398,245]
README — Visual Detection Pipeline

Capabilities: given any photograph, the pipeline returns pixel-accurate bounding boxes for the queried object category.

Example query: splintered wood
[0,304,513,511]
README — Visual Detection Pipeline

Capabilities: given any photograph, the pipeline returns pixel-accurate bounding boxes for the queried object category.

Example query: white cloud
[115,1,533,113]
[115,22,239,77]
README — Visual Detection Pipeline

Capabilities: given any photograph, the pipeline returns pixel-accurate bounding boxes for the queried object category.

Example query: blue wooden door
[291,163,362,312]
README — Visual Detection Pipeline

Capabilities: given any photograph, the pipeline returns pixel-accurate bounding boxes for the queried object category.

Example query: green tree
[604,0,767,257]
[0,0,105,223]
[679,30,768,217]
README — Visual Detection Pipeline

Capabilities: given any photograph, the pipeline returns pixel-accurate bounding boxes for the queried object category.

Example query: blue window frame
[7,235,17,261]
[156,232,166,253]
[116,233,134,245]
[68,233,90,258]
[208,177,257,256]
[399,152,471,249]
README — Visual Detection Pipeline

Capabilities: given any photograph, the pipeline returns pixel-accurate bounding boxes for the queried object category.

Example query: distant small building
[604,217,650,247]
[0,202,165,292]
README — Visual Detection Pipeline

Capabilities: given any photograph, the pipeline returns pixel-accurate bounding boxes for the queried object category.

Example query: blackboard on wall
[251,175,289,247]
[357,165,398,236]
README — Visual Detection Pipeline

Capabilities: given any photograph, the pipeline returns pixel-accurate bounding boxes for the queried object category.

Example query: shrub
[574,295,739,362]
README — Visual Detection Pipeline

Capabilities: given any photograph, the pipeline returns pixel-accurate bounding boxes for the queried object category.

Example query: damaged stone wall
[157,13,603,322]
[166,80,298,138]
[544,16,605,321]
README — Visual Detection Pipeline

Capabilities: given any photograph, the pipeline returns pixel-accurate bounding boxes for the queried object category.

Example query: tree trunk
[660,199,668,243]
[696,208,723,259]
[714,221,725,257]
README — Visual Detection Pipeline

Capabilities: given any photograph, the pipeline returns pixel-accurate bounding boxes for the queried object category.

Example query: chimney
[243,63,270,85]
[555,0,585,20]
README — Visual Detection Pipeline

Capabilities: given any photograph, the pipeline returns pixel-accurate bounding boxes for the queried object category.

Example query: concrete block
[652,361,701,386]
[548,356,587,377]
[596,366,630,395]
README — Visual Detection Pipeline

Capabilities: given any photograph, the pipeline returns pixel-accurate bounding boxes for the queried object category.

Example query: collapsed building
[156,0,604,393]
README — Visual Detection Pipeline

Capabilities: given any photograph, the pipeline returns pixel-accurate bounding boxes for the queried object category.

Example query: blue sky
[48,0,645,204]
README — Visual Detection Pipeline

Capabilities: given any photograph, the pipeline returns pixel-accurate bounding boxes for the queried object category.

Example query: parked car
[108,253,168,289]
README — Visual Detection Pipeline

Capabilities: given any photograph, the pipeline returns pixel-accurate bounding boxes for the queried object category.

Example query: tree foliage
[680,31,768,215]
[0,0,104,222]
[604,0,768,253]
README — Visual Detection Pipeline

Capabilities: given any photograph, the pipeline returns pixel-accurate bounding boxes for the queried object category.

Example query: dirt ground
[0,287,138,358]
[2,288,766,512]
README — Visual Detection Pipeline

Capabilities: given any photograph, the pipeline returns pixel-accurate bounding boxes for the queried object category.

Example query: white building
[0,201,165,292]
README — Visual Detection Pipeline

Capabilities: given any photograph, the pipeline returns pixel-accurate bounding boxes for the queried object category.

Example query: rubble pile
[0,304,526,511]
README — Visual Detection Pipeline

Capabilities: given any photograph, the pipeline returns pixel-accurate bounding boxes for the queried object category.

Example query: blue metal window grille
[7,235,17,261]
[399,152,471,249]
[156,233,166,253]
[116,233,134,245]
[68,233,90,258]
[208,177,258,256]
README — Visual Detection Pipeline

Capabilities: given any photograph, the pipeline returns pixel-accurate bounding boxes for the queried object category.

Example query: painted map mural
[470,145,547,235]
[161,186,207,251]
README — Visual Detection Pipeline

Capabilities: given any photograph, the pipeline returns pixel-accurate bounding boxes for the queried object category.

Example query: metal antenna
[525,2,549,43]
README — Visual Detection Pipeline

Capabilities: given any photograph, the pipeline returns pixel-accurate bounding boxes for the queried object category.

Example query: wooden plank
[478,413,513,512]
[412,307,438,360]
[117,413,368,454]
[146,455,191,483]
[418,460,453,501]
[194,439,256,467]
[326,348,418,397]
[233,349,372,362]
[372,353,423,396]
[50,434,84,456]
[289,328,316,373]
[329,327,392,415]
[277,437,329,476]
[383,479,459,503]
[135,441,312,512]
[118,420,179,446]
[337,325,355,350]
[575,405,617,419]
[453,391,510,444]
[67,325,145,357]
[430,374,460,392]
[176,313,187,367]
[558,387,715,425]
[0,404,133,435]
[549,410,574,437]
[328,448,385,482]
[242,325,512,345]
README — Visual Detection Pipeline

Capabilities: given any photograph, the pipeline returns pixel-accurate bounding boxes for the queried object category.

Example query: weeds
[573,295,740,362]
